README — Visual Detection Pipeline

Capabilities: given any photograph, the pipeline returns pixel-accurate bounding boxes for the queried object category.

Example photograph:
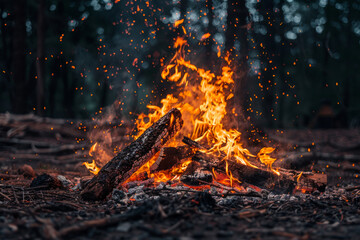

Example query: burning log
[180,161,213,186]
[150,146,194,173]
[183,136,327,193]
[193,151,327,193]
[81,108,183,200]
[192,151,295,192]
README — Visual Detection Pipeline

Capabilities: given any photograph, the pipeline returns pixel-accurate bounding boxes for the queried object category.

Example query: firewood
[81,108,183,200]
[192,151,295,192]
[183,136,327,192]
[193,151,326,193]
[180,161,213,186]
[150,146,194,173]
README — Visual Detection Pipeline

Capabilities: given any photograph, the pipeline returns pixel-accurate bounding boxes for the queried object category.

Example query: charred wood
[81,108,183,200]
[150,146,194,173]
[180,161,213,186]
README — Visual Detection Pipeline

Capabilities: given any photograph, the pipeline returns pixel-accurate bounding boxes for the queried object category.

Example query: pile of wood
[81,109,327,200]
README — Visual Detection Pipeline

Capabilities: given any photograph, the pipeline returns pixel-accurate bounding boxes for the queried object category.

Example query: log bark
[150,146,194,173]
[193,151,326,193]
[180,161,213,186]
[81,108,183,200]
[192,151,295,192]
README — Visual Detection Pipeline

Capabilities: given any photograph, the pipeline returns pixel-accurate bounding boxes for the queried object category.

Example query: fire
[89,142,98,157]
[82,160,100,175]
[84,35,279,190]
[257,147,279,175]
[83,141,112,175]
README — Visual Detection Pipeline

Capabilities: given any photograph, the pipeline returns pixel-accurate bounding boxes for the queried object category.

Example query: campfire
[81,37,326,200]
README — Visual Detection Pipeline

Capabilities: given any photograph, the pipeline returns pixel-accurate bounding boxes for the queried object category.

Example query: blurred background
[0,0,359,128]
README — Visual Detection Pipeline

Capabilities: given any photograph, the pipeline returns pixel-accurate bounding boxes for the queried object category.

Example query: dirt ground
[1,114,360,239]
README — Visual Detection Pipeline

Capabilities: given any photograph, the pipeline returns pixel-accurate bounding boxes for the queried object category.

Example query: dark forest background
[0,0,360,128]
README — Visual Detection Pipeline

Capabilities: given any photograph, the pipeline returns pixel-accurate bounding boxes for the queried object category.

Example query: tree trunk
[257,1,276,128]
[205,0,214,66]
[224,0,250,121]
[11,0,27,114]
[36,0,45,116]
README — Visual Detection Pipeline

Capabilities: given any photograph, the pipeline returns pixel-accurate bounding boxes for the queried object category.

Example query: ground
[1,113,360,239]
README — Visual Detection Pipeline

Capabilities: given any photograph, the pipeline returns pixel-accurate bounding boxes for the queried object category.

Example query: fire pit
[79,37,326,201]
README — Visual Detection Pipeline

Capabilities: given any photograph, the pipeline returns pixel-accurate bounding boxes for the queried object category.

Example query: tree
[204,0,214,66]
[255,0,277,127]
[11,0,27,113]
[36,0,45,116]
[224,0,250,117]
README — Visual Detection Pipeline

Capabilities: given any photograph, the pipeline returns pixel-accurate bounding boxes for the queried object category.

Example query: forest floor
[1,113,360,240]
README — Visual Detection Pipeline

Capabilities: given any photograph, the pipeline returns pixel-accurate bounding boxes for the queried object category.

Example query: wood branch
[81,108,183,200]
[150,146,194,173]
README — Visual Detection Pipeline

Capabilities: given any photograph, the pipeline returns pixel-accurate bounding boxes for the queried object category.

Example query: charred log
[180,161,213,186]
[193,151,326,193]
[81,108,183,200]
[150,146,194,173]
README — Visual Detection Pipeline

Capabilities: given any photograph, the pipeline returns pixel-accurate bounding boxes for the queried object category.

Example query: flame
[297,171,303,182]
[82,160,100,175]
[257,147,279,175]
[83,142,112,175]
[89,142,98,157]
[86,36,279,190]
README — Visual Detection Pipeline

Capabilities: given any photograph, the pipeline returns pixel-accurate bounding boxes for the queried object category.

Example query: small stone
[280,194,290,201]
[133,192,147,201]
[290,196,297,201]
[57,175,72,187]
[128,185,144,195]
[112,189,126,202]
[217,230,233,238]
[117,222,132,232]
[18,164,36,178]
[312,190,320,196]
[30,174,63,189]
[337,188,345,194]
[7,224,18,232]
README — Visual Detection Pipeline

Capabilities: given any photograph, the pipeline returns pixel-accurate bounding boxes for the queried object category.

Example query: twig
[12,187,19,204]
[0,191,11,201]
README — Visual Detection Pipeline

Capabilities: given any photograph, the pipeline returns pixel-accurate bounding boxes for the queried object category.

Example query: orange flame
[89,142,98,157]
[82,160,100,175]
[257,147,279,175]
